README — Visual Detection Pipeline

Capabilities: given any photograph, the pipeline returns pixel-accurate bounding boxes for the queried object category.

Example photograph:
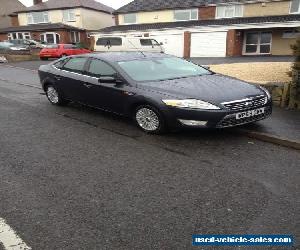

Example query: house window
[40,32,60,44]
[216,5,243,18]
[70,31,80,43]
[244,32,272,55]
[290,0,300,13]
[123,13,137,24]
[174,9,198,21]
[282,30,300,38]
[8,32,31,40]
[27,11,49,24]
[63,9,76,22]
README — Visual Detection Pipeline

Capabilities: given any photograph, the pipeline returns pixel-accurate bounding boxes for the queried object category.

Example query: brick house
[0,0,25,29]
[92,0,300,57]
[0,0,115,46]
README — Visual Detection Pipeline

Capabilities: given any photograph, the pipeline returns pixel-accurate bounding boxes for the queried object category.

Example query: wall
[226,30,243,56]
[118,10,174,25]
[0,33,8,41]
[11,16,19,27]
[244,1,291,17]
[199,6,216,20]
[18,8,113,30]
[271,30,295,55]
[80,8,114,30]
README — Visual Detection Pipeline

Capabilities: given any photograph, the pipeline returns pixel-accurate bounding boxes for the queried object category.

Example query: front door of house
[244,32,272,55]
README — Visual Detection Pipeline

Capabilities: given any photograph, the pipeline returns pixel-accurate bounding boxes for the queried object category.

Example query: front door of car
[82,58,131,114]
[58,57,89,103]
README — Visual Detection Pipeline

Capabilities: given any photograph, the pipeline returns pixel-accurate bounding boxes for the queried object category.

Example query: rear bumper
[163,102,272,129]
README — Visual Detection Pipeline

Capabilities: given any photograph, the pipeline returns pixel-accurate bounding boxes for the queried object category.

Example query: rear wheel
[134,105,165,134]
[45,85,68,106]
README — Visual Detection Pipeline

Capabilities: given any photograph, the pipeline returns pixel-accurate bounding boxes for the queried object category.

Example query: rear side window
[140,39,160,46]
[64,44,77,49]
[96,37,122,46]
[62,57,87,73]
[87,59,116,77]
[45,44,59,49]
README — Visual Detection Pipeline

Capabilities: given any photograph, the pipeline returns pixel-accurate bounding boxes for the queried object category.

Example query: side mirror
[98,76,116,83]
[98,76,122,84]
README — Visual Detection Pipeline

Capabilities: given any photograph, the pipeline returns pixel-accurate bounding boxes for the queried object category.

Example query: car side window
[87,59,116,77]
[62,57,87,74]
[96,37,122,46]
[54,58,68,69]
[64,44,77,49]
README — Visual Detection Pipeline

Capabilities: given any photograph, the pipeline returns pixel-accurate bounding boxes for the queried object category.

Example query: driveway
[0,64,299,250]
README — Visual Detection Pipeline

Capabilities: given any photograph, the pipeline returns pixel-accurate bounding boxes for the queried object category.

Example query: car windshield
[118,57,211,82]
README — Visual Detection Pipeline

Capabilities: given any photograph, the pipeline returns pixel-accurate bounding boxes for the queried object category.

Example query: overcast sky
[19,0,133,9]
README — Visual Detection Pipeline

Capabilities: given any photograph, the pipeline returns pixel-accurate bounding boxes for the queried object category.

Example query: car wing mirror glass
[98,76,118,84]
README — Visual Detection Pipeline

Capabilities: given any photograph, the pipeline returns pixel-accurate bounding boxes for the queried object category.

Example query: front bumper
[164,102,272,129]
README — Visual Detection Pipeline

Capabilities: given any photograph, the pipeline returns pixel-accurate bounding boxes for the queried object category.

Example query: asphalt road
[0,64,299,250]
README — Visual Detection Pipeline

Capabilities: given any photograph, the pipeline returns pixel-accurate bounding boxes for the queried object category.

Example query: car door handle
[83,83,93,88]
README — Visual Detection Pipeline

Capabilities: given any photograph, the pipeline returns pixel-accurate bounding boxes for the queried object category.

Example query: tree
[289,35,300,109]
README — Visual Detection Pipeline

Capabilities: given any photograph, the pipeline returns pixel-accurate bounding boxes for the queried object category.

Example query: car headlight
[162,99,220,110]
[259,86,271,99]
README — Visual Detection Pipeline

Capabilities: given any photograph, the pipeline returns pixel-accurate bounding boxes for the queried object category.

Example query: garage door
[150,33,184,57]
[191,32,227,57]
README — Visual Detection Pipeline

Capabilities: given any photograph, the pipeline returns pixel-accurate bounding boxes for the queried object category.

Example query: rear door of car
[57,57,90,103]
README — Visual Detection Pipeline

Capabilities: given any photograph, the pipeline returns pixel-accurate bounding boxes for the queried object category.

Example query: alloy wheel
[46,86,59,104]
[136,107,160,132]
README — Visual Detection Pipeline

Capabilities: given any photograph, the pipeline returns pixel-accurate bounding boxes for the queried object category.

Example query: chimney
[33,0,43,5]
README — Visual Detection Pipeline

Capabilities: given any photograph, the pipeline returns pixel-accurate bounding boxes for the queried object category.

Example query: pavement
[190,56,295,65]
[0,63,299,250]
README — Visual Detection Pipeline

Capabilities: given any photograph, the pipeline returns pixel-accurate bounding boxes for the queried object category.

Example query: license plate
[236,108,265,120]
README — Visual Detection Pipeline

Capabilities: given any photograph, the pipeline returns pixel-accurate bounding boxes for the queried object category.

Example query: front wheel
[45,85,69,106]
[134,105,166,134]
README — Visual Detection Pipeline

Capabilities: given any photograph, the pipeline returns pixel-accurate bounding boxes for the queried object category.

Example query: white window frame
[40,32,60,44]
[216,5,244,19]
[70,31,80,43]
[123,13,137,24]
[243,31,272,55]
[63,9,76,22]
[27,11,49,24]
[8,32,31,40]
[290,0,300,13]
[174,9,198,21]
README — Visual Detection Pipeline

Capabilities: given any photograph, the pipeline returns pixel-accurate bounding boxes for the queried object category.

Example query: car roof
[83,52,173,62]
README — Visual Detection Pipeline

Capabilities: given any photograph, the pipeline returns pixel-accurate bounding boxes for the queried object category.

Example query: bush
[288,35,300,109]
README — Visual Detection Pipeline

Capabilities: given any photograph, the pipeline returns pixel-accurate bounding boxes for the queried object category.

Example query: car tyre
[40,57,48,61]
[45,84,69,106]
[134,105,166,134]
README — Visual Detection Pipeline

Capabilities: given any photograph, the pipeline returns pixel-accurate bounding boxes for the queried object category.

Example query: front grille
[217,106,272,128]
[222,95,268,111]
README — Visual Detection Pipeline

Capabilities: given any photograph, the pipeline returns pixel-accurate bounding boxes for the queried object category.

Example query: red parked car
[40,44,91,60]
